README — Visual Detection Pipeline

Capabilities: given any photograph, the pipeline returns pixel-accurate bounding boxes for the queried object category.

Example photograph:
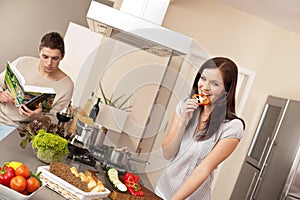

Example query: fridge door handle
[258,137,270,167]
[246,172,258,200]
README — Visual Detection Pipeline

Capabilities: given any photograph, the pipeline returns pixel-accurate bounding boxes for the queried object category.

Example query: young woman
[155,57,245,200]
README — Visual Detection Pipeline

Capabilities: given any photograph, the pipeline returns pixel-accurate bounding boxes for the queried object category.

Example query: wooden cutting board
[103,174,162,200]
[109,185,162,200]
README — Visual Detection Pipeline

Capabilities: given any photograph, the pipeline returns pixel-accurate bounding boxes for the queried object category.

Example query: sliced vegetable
[123,172,144,196]
[107,168,127,192]
[192,94,211,106]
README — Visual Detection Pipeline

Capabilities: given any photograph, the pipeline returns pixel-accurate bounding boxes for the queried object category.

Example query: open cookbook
[4,61,56,112]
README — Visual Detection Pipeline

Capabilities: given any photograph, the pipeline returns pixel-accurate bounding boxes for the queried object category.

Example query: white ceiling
[217,0,300,35]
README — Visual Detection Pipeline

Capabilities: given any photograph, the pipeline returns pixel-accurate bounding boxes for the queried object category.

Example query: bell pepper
[123,172,139,183]
[6,161,23,170]
[192,94,211,106]
[123,172,144,196]
[0,163,16,187]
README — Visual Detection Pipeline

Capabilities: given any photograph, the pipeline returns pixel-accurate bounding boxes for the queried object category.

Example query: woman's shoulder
[220,118,244,139]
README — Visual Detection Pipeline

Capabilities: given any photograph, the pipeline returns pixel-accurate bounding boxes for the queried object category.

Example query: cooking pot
[109,147,150,168]
[76,120,107,151]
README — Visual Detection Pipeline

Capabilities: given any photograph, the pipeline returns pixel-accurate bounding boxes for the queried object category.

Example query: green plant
[99,83,132,112]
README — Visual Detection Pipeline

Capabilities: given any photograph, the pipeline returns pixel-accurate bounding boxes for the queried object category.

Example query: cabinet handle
[258,137,270,167]
[246,172,258,200]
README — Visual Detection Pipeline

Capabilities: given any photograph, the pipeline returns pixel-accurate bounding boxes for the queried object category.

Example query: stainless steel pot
[76,121,108,151]
[109,147,149,167]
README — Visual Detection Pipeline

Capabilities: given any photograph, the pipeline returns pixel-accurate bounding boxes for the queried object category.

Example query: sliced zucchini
[115,182,127,192]
[107,168,127,192]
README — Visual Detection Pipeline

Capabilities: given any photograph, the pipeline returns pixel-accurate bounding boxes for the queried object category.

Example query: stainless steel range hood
[86,0,193,56]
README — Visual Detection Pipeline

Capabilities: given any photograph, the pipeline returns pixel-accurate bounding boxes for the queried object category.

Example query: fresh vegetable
[6,161,23,170]
[192,94,211,106]
[18,117,65,149]
[26,176,40,193]
[10,175,27,192]
[15,164,31,179]
[32,129,69,163]
[0,164,15,187]
[0,161,42,195]
[107,168,127,192]
[123,172,144,196]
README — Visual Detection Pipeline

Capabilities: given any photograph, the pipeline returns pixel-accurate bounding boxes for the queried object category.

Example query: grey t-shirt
[156,99,243,200]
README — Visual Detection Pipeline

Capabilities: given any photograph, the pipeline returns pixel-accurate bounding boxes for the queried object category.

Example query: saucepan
[109,146,150,168]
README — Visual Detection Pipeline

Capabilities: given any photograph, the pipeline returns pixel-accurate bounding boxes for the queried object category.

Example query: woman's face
[197,68,225,104]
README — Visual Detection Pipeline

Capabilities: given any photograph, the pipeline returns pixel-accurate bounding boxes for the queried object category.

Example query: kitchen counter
[0,129,158,200]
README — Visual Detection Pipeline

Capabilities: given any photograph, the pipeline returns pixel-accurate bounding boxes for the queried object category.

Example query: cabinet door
[231,162,260,200]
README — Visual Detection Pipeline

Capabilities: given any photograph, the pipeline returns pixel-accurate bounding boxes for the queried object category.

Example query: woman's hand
[0,90,15,104]
[180,98,198,126]
[18,103,44,121]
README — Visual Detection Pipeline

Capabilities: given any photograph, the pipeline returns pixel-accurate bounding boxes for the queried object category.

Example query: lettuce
[32,130,69,163]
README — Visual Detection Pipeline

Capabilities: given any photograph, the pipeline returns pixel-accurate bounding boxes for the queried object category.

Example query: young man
[0,32,74,139]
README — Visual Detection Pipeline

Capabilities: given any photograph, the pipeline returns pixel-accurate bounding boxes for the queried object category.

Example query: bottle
[66,100,73,117]
[83,92,94,116]
[89,97,101,122]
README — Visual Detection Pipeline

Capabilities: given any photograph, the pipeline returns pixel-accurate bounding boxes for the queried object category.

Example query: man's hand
[0,89,15,104]
[18,103,44,121]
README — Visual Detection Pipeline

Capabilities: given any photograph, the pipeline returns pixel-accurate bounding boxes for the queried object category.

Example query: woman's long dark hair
[191,57,245,140]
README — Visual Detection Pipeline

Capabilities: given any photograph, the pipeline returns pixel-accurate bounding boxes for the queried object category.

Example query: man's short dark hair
[39,32,65,56]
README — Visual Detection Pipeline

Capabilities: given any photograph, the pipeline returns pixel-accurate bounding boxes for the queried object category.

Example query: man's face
[39,47,63,73]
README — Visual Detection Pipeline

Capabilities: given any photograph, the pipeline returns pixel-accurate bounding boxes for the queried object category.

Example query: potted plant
[96,83,132,132]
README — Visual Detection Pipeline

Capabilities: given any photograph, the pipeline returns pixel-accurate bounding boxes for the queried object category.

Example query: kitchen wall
[1,0,300,199]
[0,0,90,71]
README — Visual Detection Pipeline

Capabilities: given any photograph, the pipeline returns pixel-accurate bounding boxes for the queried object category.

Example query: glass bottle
[83,92,94,116]
[89,97,101,122]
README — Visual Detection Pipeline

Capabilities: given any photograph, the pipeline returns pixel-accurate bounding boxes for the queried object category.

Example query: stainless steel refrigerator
[231,95,300,200]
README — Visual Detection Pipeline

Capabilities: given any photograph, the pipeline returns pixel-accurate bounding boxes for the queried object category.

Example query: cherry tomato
[10,175,27,192]
[15,165,30,179]
[26,176,40,193]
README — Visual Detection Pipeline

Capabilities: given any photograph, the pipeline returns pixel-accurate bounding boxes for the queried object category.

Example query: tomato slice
[192,94,210,106]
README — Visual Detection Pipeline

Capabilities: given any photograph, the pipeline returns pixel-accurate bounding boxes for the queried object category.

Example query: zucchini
[107,168,127,192]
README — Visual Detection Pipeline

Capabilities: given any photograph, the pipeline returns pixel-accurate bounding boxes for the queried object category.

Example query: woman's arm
[170,137,240,200]
[162,98,198,160]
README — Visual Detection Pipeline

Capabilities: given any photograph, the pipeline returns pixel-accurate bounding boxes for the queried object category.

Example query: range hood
[86,0,193,56]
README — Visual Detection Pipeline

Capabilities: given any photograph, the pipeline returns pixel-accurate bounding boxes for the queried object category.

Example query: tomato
[10,176,27,192]
[15,165,30,179]
[26,176,40,193]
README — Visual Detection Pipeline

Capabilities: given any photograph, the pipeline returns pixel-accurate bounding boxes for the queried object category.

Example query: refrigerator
[231,95,300,200]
